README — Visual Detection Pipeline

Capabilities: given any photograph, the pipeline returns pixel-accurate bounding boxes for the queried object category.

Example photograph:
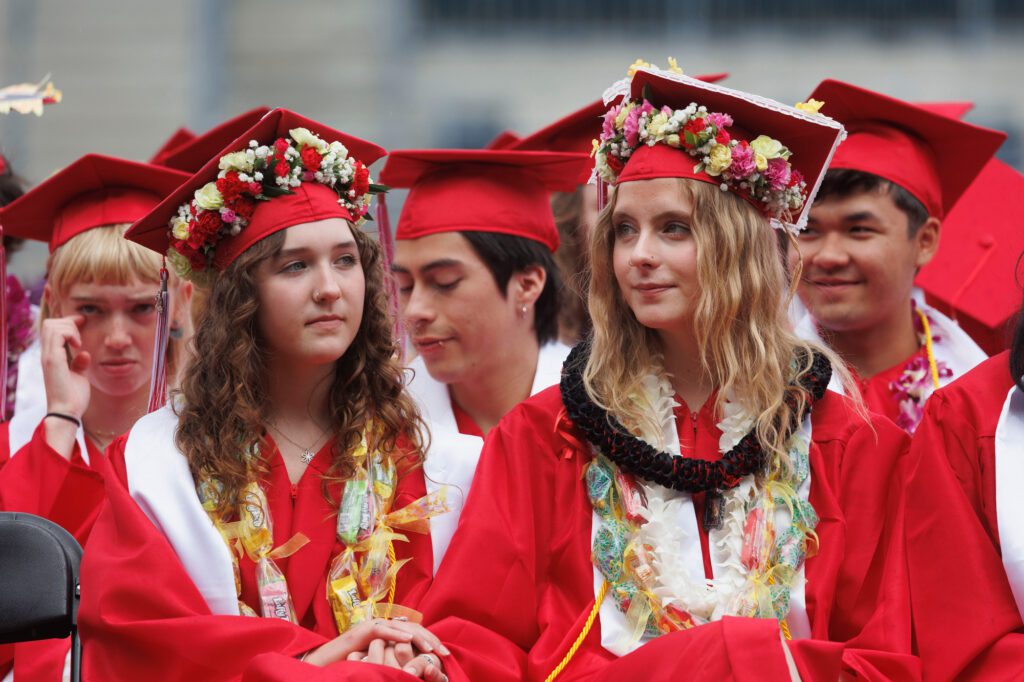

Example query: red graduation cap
[149,127,197,165]
[0,154,189,252]
[155,107,271,173]
[915,158,1024,354]
[809,80,1005,219]
[484,130,522,150]
[596,68,845,231]
[914,101,974,120]
[380,149,593,253]
[510,73,729,185]
[126,108,386,273]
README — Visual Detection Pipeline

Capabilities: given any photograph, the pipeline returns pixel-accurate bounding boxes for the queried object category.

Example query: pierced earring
[518,304,528,318]
[169,324,184,340]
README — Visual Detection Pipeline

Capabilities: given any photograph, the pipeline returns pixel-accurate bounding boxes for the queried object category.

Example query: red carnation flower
[301,147,322,173]
[216,171,245,203]
[234,197,257,221]
[788,169,805,188]
[684,118,707,135]
[188,212,222,249]
[274,159,291,178]
[715,129,731,145]
[351,162,370,196]
[274,138,289,155]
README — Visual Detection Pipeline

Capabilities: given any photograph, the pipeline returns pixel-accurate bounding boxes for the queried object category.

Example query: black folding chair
[0,511,82,682]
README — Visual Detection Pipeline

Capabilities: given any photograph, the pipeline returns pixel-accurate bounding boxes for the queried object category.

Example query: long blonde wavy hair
[175,224,427,515]
[584,178,857,468]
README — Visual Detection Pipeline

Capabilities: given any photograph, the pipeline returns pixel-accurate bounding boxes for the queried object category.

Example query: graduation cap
[594,67,845,232]
[509,73,729,185]
[149,127,197,165]
[380,149,593,252]
[155,107,271,173]
[484,130,522,150]
[916,159,1024,354]
[126,108,385,273]
[809,80,1005,219]
[0,154,189,252]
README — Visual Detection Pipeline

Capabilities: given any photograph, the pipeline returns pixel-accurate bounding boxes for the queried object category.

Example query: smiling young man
[792,80,1006,433]
[381,149,591,573]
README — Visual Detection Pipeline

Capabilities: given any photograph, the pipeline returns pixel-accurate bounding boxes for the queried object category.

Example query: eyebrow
[840,211,882,224]
[390,258,463,274]
[276,241,357,259]
[611,209,692,222]
[70,295,155,303]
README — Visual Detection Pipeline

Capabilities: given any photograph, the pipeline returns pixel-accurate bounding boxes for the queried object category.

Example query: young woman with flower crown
[414,69,920,681]
[0,156,192,682]
[79,111,451,682]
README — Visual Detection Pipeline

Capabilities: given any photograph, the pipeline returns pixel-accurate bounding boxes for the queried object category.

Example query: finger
[424,663,449,682]
[342,623,414,652]
[382,645,400,670]
[387,622,449,656]
[366,638,385,665]
[346,650,366,661]
[70,350,91,373]
[394,641,416,667]
[402,656,429,678]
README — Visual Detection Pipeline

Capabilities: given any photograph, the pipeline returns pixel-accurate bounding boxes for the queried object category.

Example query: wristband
[45,412,82,428]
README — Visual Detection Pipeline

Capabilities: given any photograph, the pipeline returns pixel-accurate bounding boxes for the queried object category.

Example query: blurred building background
[1,0,1022,279]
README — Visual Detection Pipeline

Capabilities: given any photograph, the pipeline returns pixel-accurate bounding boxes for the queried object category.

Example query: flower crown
[593,97,808,226]
[167,127,384,279]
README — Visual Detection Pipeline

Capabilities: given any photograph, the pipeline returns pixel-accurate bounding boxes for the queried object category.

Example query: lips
[306,314,344,329]
[98,359,138,376]
[633,282,675,295]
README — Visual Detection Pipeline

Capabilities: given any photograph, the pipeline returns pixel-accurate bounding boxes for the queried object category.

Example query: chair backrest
[0,511,82,644]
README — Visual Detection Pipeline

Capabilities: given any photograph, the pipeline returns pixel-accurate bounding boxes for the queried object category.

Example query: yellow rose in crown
[193,182,224,211]
[647,112,669,139]
[750,135,790,160]
[218,151,253,174]
[290,127,328,154]
[704,143,733,176]
[171,217,190,240]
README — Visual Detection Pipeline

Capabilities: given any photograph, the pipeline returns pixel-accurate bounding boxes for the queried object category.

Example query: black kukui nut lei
[559,342,831,494]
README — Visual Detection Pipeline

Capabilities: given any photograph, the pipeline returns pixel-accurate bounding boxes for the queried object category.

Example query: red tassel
[597,178,608,212]
[147,265,171,413]
[375,194,406,360]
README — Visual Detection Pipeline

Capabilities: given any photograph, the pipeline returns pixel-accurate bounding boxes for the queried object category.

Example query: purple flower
[729,143,756,179]
[219,208,238,223]
[707,112,733,129]
[764,157,791,191]
[302,171,316,182]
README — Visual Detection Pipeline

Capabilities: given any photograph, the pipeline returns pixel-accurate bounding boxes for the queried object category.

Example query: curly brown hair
[175,224,426,515]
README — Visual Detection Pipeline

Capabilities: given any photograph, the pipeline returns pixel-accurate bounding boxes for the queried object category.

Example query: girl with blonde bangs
[80,111,452,682]
[416,69,919,681]
[0,155,192,682]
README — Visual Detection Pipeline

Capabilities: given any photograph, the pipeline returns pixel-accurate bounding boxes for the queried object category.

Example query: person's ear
[510,265,547,312]
[914,216,942,268]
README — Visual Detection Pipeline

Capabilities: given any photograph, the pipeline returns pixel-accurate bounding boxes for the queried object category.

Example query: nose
[808,232,850,271]
[313,263,343,304]
[627,230,660,269]
[105,314,132,350]
[401,281,435,329]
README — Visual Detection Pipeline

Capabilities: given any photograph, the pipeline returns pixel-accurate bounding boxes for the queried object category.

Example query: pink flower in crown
[764,157,791,191]
[623,107,643,148]
[707,112,733,129]
[729,142,756,180]
[602,105,622,139]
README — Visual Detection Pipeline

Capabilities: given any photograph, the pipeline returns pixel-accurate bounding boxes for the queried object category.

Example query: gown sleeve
[905,392,1024,680]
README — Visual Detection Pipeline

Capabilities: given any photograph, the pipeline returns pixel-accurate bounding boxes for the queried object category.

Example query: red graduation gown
[854,347,928,430]
[904,351,1024,680]
[78,435,435,682]
[419,385,919,681]
[0,420,105,682]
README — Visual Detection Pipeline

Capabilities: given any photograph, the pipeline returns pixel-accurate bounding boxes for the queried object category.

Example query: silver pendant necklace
[267,422,329,466]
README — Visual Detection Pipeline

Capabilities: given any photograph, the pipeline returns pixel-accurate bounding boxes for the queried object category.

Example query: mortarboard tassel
[146,264,171,413]
[597,178,608,213]
[375,194,406,361]
[0,242,8,421]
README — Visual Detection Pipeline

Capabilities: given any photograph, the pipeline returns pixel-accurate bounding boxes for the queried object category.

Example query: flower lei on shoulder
[890,303,952,434]
[593,93,810,228]
[167,127,385,281]
[559,342,831,493]
[559,342,827,643]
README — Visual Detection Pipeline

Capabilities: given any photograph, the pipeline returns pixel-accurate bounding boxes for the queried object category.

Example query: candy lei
[197,429,450,631]
[560,344,826,646]
[889,305,951,434]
